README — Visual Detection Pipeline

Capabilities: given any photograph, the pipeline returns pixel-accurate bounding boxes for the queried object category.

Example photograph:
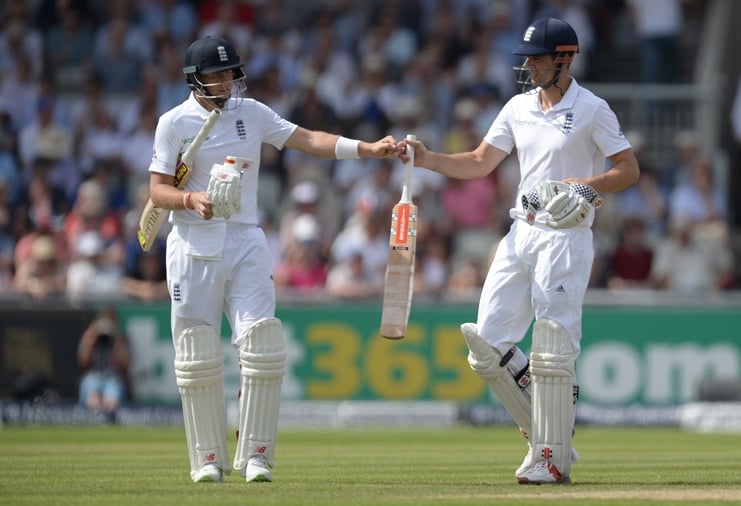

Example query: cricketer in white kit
[147,35,402,484]
[402,17,640,484]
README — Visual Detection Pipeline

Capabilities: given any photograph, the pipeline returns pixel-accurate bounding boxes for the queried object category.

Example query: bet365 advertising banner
[115,302,741,407]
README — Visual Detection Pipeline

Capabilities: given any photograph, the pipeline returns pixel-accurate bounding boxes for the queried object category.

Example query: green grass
[1,425,740,505]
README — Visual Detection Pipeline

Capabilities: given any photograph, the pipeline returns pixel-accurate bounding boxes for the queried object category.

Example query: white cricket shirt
[484,79,630,227]
[149,94,298,226]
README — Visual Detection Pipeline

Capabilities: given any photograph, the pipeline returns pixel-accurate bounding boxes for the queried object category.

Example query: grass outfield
[1,425,740,505]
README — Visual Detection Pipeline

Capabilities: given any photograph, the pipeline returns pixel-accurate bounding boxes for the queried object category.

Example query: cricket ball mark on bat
[137,108,221,251]
[380,134,416,340]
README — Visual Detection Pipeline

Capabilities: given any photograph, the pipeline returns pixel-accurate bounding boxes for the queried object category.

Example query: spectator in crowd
[12,233,66,300]
[0,105,22,204]
[443,98,482,155]
[326,246,383,300]
[343,158,395,220]
[616,132,669,242]
[0,57,41,132]
[77,308,130,419]
[358,5,417,77]
[18,170,69,232]
[331,206,390,289]
[154,39,193,114]
[279,179,337,260]
[120,107,159,205]
[274,213,328,293]
[63,179,124,263]
[440,172,500,257]
[43,2,94,92]
[197,0,254,53]
[17,95,77,197]
[0,18,43,79]
[650,217,735,293]
[121,237,168,302]
[66,230,123,302]
[668,158,726,225]
[665,129,700,187]
[626,0,684,83]
[75,105,122,176]
[138,0,199,47]
[456,31,517,102]
[446,255,485,299]
[414,231,450,298]
[0,179,15,289]
[91,1,151,95]
[258,207,282,268]
[606,217,655,290]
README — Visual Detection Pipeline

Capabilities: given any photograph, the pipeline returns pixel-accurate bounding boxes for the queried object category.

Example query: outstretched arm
[285,127,402,159]
[401,138,509,180]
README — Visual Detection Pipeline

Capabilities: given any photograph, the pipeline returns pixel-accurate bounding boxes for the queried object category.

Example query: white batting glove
[206,162,242,219]
[522,181,604,228]
[521,181,571,224]
[544,183,605,229]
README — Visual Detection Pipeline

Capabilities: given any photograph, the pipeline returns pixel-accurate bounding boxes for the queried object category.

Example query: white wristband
[335,136,361,160]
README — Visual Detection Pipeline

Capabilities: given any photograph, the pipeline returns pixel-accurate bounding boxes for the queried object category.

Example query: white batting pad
[461,323,531,432]
[233,317,286,471]
[174,326,231,480]
[529,318,575,476]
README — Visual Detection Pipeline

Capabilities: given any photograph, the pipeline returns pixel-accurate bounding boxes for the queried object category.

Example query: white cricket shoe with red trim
[517,460,570,484]
[516,444,580,477]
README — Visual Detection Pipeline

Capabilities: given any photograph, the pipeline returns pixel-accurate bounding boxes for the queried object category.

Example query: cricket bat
[137,108,221,251]
[380,134,417,339]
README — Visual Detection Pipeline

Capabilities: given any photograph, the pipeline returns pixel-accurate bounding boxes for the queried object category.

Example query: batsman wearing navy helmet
[402,18,639,484]
[147,35,402,484]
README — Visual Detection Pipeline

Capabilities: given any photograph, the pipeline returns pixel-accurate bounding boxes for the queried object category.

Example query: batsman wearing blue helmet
[148,35,402,484]
[403,18,640,484]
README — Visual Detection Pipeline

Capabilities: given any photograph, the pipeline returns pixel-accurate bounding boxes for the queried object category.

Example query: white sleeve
[148,111,181,176]
[483,99,515,154]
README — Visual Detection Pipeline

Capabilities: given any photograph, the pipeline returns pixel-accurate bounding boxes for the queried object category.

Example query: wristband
[335,136,361,160]
[183,192,193,210]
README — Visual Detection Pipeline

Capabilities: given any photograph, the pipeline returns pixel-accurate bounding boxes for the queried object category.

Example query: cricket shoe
[193,463,225,483]
[242,455,273,482]
[515,444,580,477]
[517,460,570,485]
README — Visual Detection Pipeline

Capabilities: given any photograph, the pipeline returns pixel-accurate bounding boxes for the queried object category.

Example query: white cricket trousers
[167,222,276,347]
[476,219,594,357]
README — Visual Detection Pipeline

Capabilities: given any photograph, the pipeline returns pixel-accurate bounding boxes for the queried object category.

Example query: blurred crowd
[0,0,731,305]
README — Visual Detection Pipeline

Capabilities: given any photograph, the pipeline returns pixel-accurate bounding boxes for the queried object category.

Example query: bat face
[380,201,417,339]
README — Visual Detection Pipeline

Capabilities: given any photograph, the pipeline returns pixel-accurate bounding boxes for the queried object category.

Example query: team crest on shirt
[561,112,574,134]
[236,119,247,140]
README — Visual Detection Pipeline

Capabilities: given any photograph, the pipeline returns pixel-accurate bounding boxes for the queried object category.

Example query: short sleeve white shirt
[484,79,630,226]
[149,94,298,226]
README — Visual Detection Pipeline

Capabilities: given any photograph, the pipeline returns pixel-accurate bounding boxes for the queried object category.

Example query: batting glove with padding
[522,181,604,228]
[207,162,242,219]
